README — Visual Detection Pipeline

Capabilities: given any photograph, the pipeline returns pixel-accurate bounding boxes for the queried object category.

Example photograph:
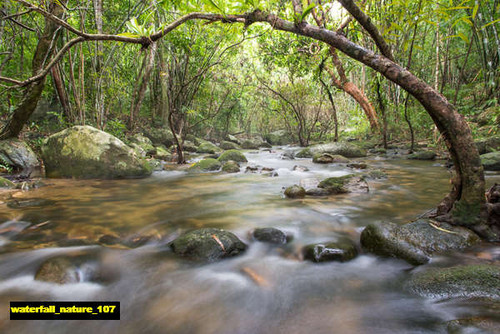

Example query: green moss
[196,142,220,154]
[284,185,306,198]
[188,158,221,171]
[318,175,354,194]
[451,200,482,226]
[222,161,240,173]
[218,149,247,163]
[296,148,312,158]
[481,151,500,171]
[0,176,15,188]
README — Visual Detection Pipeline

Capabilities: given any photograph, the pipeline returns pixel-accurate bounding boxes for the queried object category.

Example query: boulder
[196,141,221,154]
[446,317,500,333]
[407,264,500,299]
[143,127,175,147]
[182,141,198,152]
[220,141,241,150]
[312,153,349,164]
[302,238,358,262]
[155,146,172,161]
[41,126,152,179]
[0,176,15,188]
[318,175,368,194]
[241,139,260,150]
[188,158,221,172]
[226,134,241,145]
[34,254,107,284]
[481,151,500,171]
[347,162,368,169]
[280,151,295,160]
[295,147,312,158]
[408,150,437,160]
[170,228,247,262]
[0,139,40,170]
[222,161,240,173]
[475,136,500,155]
[293,165,309,172]
[129,133,156,156]
[284,185,306,198]
[252,227,288,244]
[360,220,481,265]
[309,142,367,158]
[218,149,247,163]
[265,130,293,145]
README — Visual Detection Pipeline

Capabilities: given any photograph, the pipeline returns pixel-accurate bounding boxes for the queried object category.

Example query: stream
[0,147,499,334]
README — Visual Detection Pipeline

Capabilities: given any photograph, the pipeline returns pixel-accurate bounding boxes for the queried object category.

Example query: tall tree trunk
[50,62,72,121]
[0,1,65,139]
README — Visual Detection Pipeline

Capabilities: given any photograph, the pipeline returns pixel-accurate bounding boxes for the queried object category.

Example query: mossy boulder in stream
[296,147,312,158]
[0,139,40,170]
[407,150,437,160]
[284,185,306,198]
[170,228,247,262]
[218,149,247,163]
[309,142,367,158]
[129,133,156,156]
[318,175,368,194]
[196,141,221,154]
[188,158,221,172]
[407,264,500,299]
[220,141,241,150]
[481,151,500,171]
[360,220,481,265]
[0,176,15,188]
[34,254,110,284]
[312,153,349,164]
[222,161,240,173]
[302,238,358,263]
[265,130,293,145]
[41,126,152,179]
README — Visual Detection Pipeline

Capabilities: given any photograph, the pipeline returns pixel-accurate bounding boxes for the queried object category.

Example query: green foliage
[105,119,127,140]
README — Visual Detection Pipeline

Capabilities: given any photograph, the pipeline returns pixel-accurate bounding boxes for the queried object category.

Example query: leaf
[203,0,222,12]
[482,18,500,29]
[117,32,140,38]
[472,3,479,19]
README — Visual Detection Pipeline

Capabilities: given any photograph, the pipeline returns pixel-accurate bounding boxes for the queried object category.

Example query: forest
[0,0,499,333]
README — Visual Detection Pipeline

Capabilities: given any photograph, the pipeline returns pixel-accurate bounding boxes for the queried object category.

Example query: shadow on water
[0,148,499,333]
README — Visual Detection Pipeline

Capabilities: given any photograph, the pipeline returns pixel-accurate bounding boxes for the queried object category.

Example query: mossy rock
[318,175,354,194]
[475,136,500,155]
[0,176,15,188]
[222,161,240,173]
[408,150,437,160]
[309,142,367,158]
[143,127,175,147]
[226,134,241,145]
[188,158,221,172]
[218,149,247,163]
[446,317,500,334]
[220,141,241,150]
[0,139,40,170]
[284,185,306,198]
[302,238,358,263]
[170,228,247,262]
[155,145,172,160]
[481,151,500,171]
[407,264,500,299]
[265,130,293,145]
[312,153,349,164]
[196,142,221,154]
[362,169,388,180]
[129,133,156,156]
[181,141,198,152]
[41,126,152,179]
[34,254,107,284]
[252,227,289,244]
[296,147,312,158]
[361,220,481,265]
[241,139,260,150]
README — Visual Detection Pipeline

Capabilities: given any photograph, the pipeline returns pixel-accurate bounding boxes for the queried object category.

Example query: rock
[369,147,387,154]
[226,134,241,145]
[222,161,240,173]
[284,185,306,198]
[143,127,175,147]
[129,133,156,156]
[280,151,295,160]
[296,147,312,158]
[220,141,241,150]
[252,228,288,244]
[293,165,309,172]
[0,139,40,170]
[302,238,358,262]
[7,198,56,208]
[481,151,500,171]
[476,136,500,155]
[476,106,500,126]
[42,126,152,179]
[309,142,367,158]
[241,139,260,150]
[35,255,106,284]
[348,162,368,169]
[196,141,221,154]
[170,228,247,262]
[360,220,481,265]
[407,264,500,299]
[182,141,198,152]
[446,317,500,333]
[265,130,293,145]
[313,153,349,164]
[245,165,260,173]
[299,178,319,190]
[130,143,147,157]
[218,149,247,163]
[0,176,15,188]
[408,150,437,160]
[305,188,331,196]
[362,169,388,180]
[318,175,368,194]
[155,145,172,161]
[188,158,221,172]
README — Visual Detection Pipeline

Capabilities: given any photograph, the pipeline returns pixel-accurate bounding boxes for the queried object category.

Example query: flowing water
[0,148,499,334]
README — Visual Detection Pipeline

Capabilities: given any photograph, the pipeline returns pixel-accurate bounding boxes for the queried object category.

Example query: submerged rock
[318,175,368,194]
[284,185,306,199]
[218,149,247,163]
[252,228,289,244]
[222,161,240,173]
[309,142,367,158]
[407,264,500,299]
[7,198,56,209]
[360,220,481,265]
[0,139,40,170]
[347,162,368,169]
[302,238,358,263]
[42,126,152,179]
[481,151,500,171]
[188,158,221,172]
[170,228,247,262]
[408,150,437,160]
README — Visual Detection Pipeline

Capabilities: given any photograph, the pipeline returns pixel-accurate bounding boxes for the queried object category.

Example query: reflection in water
[0,148,499,333]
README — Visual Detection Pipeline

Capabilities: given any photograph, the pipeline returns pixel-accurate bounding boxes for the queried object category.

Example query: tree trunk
[50,62,72,121]
[0,1,65,139]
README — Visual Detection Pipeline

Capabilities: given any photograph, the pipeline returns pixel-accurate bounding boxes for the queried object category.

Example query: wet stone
[284,185,306,199]
[302,238,358,263]
[252,228,289,245]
